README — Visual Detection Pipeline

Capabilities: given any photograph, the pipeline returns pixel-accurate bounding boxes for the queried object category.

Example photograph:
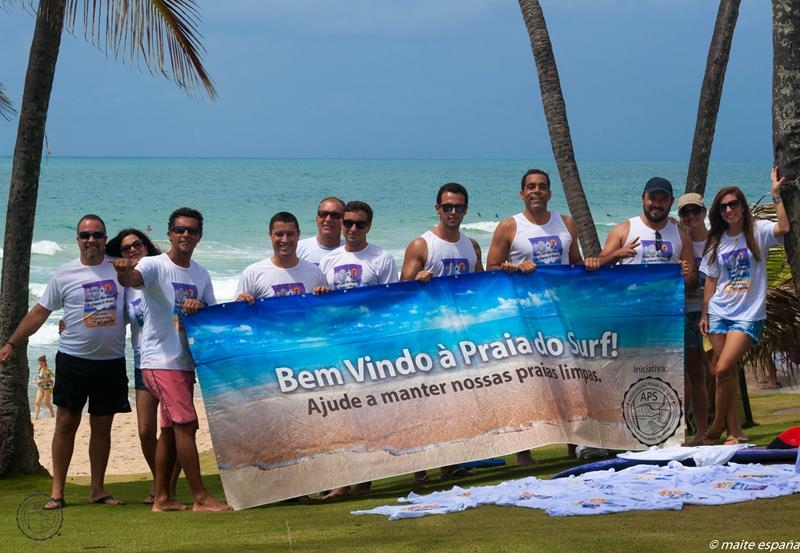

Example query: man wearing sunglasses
[297,197,346,265]
[236,211,328,301]
[0,214,130,510]
[487,169,582,275]
[319,200,397,290]
[401,182,483,282]
[400,182,483,484]
[586,177,695,282]
[113,207,230,512]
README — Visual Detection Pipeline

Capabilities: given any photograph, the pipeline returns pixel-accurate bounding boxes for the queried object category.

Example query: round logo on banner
[622,377,682,446]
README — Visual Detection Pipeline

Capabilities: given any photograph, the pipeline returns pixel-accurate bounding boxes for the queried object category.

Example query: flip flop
[143,494,156,505]
[43,497,65,510]
[92,495,125,505]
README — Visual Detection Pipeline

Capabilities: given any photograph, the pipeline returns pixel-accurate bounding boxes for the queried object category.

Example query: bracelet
[773,195,783,204]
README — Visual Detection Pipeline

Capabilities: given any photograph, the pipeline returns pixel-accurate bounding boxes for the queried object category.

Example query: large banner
[184,265,685,509]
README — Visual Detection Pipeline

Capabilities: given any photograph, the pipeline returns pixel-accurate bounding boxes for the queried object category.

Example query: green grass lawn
[2,391,798,553]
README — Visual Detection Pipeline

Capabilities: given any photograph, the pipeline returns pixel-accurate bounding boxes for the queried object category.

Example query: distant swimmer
[477,211,482,217]
[145,225,152,232]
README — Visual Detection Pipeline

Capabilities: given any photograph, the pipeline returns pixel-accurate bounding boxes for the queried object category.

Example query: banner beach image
[184,264,685,509]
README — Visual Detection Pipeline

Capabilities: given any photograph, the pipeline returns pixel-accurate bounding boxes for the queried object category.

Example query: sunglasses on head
[317,210,343,220]
[78,231,106,240]
[342,219,368,229]
[439,203,467,214]
[170,225,201,236]
[718,199,741,213]
[679,205,703,217]
[120,239,144,253]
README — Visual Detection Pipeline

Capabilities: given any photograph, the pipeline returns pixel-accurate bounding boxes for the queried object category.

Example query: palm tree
[517,0,600,256]
[685,0,740,196]
[772,0,800,292]
[0,0,216,475]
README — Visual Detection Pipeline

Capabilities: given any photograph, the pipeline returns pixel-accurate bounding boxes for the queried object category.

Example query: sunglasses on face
[718,199,741,213]
[317,211,343,220]
[679,206,703,217]
[120,239,144,254]
[439,203,467,214]
[342,219,368,230]
[78,231,106,240]
[170,226,201,236]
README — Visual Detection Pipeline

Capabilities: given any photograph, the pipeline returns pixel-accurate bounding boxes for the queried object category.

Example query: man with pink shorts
[113,207,230,512]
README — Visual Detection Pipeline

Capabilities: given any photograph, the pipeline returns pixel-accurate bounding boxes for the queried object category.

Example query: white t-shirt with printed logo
[236,258,326,299]
[39,256,127,360]
[319,244,398,290]
[136,253,216,371]
[700,219,782,321]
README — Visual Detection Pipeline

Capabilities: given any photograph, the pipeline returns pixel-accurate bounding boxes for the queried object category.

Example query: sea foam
[32,240,63,256]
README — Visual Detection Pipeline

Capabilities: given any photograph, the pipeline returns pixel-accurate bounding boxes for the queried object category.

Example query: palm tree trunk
[686,0,740,196]
[772,0,800,295]
[517,0,600,257]
[0,0,65,475]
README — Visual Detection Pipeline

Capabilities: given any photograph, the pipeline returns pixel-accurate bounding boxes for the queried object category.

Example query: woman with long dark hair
[106,228,171,502]
[687,169,790,445]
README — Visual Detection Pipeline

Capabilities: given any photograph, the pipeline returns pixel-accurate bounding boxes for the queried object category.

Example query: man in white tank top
[399,182,483,484]
[401,182,483,281]
[585,177,695,285]
[487,169,582,273]
[487,169,583,465]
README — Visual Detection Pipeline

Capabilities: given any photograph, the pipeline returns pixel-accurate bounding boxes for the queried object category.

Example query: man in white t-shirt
[113,207,230,512]
[319,201,398,290]
[297,197,346,265]
[236,211,328,302]
[0,214,129,510]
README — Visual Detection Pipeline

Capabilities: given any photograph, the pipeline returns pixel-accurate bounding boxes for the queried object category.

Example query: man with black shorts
[0,214,130,510]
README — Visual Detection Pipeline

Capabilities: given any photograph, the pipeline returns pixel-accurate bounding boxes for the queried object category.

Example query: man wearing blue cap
[586,177,695,281]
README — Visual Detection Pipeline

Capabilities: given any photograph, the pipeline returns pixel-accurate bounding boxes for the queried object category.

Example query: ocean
[0,157,773,404]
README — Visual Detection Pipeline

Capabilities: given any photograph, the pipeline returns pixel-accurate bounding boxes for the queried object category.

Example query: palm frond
[743,202,799,384]
[0,82,16,121]
[64,0,216,99]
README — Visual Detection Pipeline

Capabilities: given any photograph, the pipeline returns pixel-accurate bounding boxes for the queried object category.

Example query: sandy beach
[31,400,212,476]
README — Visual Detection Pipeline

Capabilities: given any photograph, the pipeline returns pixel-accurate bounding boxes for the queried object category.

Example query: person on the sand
[0,214,130,510]
[113,207,231,512]
[33,355,55,420]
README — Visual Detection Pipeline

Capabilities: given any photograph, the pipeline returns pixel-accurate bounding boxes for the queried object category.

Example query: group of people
[0,167,789,510]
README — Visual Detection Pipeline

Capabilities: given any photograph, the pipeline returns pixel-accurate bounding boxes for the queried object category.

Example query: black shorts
[53,352,132,415]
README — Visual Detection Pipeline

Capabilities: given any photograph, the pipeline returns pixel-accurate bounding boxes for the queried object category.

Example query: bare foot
[193,497,232,512]
[321,486,351,500]
[152,498,189,512]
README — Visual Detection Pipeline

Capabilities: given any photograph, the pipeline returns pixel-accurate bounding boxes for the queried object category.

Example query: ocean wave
[32,240,63,256]
[462,221,499,234]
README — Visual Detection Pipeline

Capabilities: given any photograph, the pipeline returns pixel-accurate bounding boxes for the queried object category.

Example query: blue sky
[0,1,773,160]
